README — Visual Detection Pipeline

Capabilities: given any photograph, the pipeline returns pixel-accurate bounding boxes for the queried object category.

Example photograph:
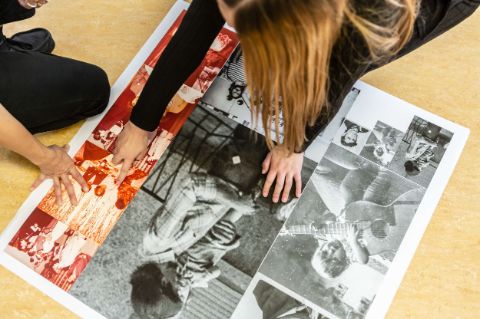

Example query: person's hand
[346,223,361,244]
[31,145,89,206]
[112,121,154,185]
[18,0,48,9]
[261,145,304,203]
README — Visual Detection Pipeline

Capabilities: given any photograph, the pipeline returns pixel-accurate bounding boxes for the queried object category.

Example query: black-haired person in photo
[311,224,369,279]
[130,262,184,319]
[340,120,369,148]
[132,211,242,319]
[404,133,440,176]
[1,0,110,205]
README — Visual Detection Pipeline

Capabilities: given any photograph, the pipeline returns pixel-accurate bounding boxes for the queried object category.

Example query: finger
[61,175,78,206]
[69,166,89,192]
[281,174,293,203]
[53,177,63,205]
[262,170,277,198]
[31,174,47,190]
[261,152,272,174]
[116,158,134,185]
[272,173,286,203]
[111,152,124,165]
[294,173,302,198]
[135,148,148,161]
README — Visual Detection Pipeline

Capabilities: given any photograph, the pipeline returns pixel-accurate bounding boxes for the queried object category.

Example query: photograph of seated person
[389,116,454,187]
[1,0,110,205]
[132,208,243,319]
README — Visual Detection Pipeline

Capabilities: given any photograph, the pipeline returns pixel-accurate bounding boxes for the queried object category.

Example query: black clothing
[0,1,110,134]
[131,0,225,132]
[0,0,34,25]
[131,0,479,151]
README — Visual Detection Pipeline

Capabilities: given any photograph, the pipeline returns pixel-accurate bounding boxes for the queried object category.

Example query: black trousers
[0,0,110,134]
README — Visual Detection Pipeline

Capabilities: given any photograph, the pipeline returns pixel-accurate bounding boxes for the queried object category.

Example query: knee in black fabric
[79,63,111,117]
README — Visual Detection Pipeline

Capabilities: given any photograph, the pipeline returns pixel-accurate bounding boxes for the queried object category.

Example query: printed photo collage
[226,88,454,318]
[4,7,239,296]
[0,3,461,319]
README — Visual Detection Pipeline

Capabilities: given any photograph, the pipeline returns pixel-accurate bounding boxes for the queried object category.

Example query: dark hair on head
[130,263,181,319]
[404,160,420,176]
[311,241,348,278]
[340,134,357,147]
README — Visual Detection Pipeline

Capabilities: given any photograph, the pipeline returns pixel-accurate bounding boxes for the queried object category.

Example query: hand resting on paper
[31,145,89,206]
[261,144,304,203]
[112,121,155,185]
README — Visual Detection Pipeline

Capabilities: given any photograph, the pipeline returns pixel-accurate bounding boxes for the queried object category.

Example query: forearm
[0,103,49,165]
[350,240,369,264]
[130,0,225,131]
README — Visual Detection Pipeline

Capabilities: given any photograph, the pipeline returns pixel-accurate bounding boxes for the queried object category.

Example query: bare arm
[0,103,50,166]
[0,103,88,204]
[346,224,369,264]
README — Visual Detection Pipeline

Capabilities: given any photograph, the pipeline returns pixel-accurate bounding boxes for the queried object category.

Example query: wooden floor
[0,1,479,318]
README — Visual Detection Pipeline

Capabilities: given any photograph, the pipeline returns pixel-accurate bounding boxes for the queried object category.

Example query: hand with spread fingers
[31,145,89,206]
[18,0,48,9]
[261,144,304,203]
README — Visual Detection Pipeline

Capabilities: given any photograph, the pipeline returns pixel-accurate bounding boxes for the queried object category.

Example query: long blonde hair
[227,0,417,152]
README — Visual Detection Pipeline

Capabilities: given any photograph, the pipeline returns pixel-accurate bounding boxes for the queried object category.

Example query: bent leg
[0,50,110,133]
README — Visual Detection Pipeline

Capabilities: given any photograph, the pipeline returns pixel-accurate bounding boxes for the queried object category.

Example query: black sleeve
[130,0,225,132]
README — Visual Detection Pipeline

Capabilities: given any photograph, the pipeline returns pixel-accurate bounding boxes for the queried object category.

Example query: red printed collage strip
[5,9,238,291]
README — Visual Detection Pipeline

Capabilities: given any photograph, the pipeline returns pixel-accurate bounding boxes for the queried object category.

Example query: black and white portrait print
[69,105,315,319]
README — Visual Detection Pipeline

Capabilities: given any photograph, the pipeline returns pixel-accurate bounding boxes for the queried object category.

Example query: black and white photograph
[259,143,425,319]
[332,119,370,155]
[201,48,249,119]
[388,116,453,188]
[232,278,328,319]
[68,105,316,319]
[359,121,404,166]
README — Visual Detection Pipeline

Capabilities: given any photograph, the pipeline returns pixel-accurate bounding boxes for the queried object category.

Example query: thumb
[262,152,272,174]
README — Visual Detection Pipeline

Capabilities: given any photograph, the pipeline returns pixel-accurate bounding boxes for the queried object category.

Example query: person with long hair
[112,0,479,203]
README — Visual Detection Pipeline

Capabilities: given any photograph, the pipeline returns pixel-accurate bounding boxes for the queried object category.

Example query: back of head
[404,160,420,176]
[222,0,417,153]
[130,263,183,319]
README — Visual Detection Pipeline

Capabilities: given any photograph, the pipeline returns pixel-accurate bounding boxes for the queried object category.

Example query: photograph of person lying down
[68,105,316,319]
[332,119,370,155]
[259,143,425,319]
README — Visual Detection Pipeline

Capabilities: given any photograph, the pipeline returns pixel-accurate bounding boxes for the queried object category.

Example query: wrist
[29,142,52,167]
[128,119,153,135]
